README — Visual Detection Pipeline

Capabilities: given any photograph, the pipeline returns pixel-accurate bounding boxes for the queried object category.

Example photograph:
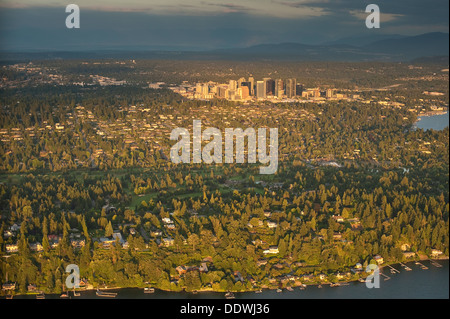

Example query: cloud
[350,10,404,23]
[0,1,447,51]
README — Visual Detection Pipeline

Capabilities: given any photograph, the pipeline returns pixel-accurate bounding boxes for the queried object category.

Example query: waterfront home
[401,244,411,251]
[431,249,443,258]
[27,284,38,292]
[199,263,209,273]
[234,271,244,282]
[301,274,314,282]
[2,283,16,291]
[374,255,384,264]
[403,252,416,259]
[176,266,187,275]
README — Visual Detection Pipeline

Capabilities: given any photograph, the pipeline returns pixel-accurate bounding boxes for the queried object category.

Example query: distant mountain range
[211,32,449,61]
[1,32,448,62]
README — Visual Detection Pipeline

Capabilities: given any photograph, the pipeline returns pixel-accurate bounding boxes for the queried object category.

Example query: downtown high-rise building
[229,80,237,91]
[275,79,284,98]
[265,79,275,96]
[248,77,255,96]
[285,78,297,98]
[256,81,266,99]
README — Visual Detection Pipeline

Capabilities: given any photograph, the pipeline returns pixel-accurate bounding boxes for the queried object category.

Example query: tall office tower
[326,88,333,98]
[286,78,297,98]
[275,79,284,98]
[256,81,266,99]
[202,84,209,97]
[248,77,255,95]
[265,79,275,96]
[196,83,203,95]
[217,86,227,99]
[263,78,271,95]
[296,84,304,96]
[240,86,249,99]
[237,77,246,88]
[229,80,237,91]
[241,82,252,94]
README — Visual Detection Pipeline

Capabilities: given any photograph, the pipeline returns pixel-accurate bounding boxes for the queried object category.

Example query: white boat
[225,292,235,299]
[144,287,155,294]
[96,289,117,298]
[276,288,282,293]
[36,292,45,299]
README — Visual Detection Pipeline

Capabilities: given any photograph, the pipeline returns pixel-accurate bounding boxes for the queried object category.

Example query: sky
[0,0,448,51]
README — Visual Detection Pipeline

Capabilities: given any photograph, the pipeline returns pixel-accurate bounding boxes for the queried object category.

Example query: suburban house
[267,221,278,229]
[30,242,43,252]
[162,237,174,247]
[263,246,279,255]
[6,243,18,253]
[70,239,86,248]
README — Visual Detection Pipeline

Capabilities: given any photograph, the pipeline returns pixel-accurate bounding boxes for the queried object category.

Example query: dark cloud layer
[0,1,448,51]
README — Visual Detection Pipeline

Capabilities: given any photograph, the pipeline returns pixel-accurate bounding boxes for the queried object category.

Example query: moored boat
[225,292,235,299]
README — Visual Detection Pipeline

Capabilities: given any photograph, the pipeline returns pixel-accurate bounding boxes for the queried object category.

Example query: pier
[430,260,442,268]
[96,289,117,298]
[414,261,428,270]
[400,263,412,271]
[387,265,400,274]
[380,273,391,281]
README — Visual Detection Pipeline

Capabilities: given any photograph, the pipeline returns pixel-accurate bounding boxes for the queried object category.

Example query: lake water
[415,111,449,131]
[7,260,448,299]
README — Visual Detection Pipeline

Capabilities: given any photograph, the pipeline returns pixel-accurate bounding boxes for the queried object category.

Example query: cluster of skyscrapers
[195,77,304,101]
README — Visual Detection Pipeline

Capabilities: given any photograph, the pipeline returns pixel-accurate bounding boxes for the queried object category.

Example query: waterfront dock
[415,262,428,270]
[96,289,117,298]
[387,265,400,274]
[400,263,412,271]
[380,273,391,281]
[430,260,442,268]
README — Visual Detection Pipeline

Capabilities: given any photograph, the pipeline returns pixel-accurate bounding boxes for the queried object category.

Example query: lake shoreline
[3,257,448,298]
